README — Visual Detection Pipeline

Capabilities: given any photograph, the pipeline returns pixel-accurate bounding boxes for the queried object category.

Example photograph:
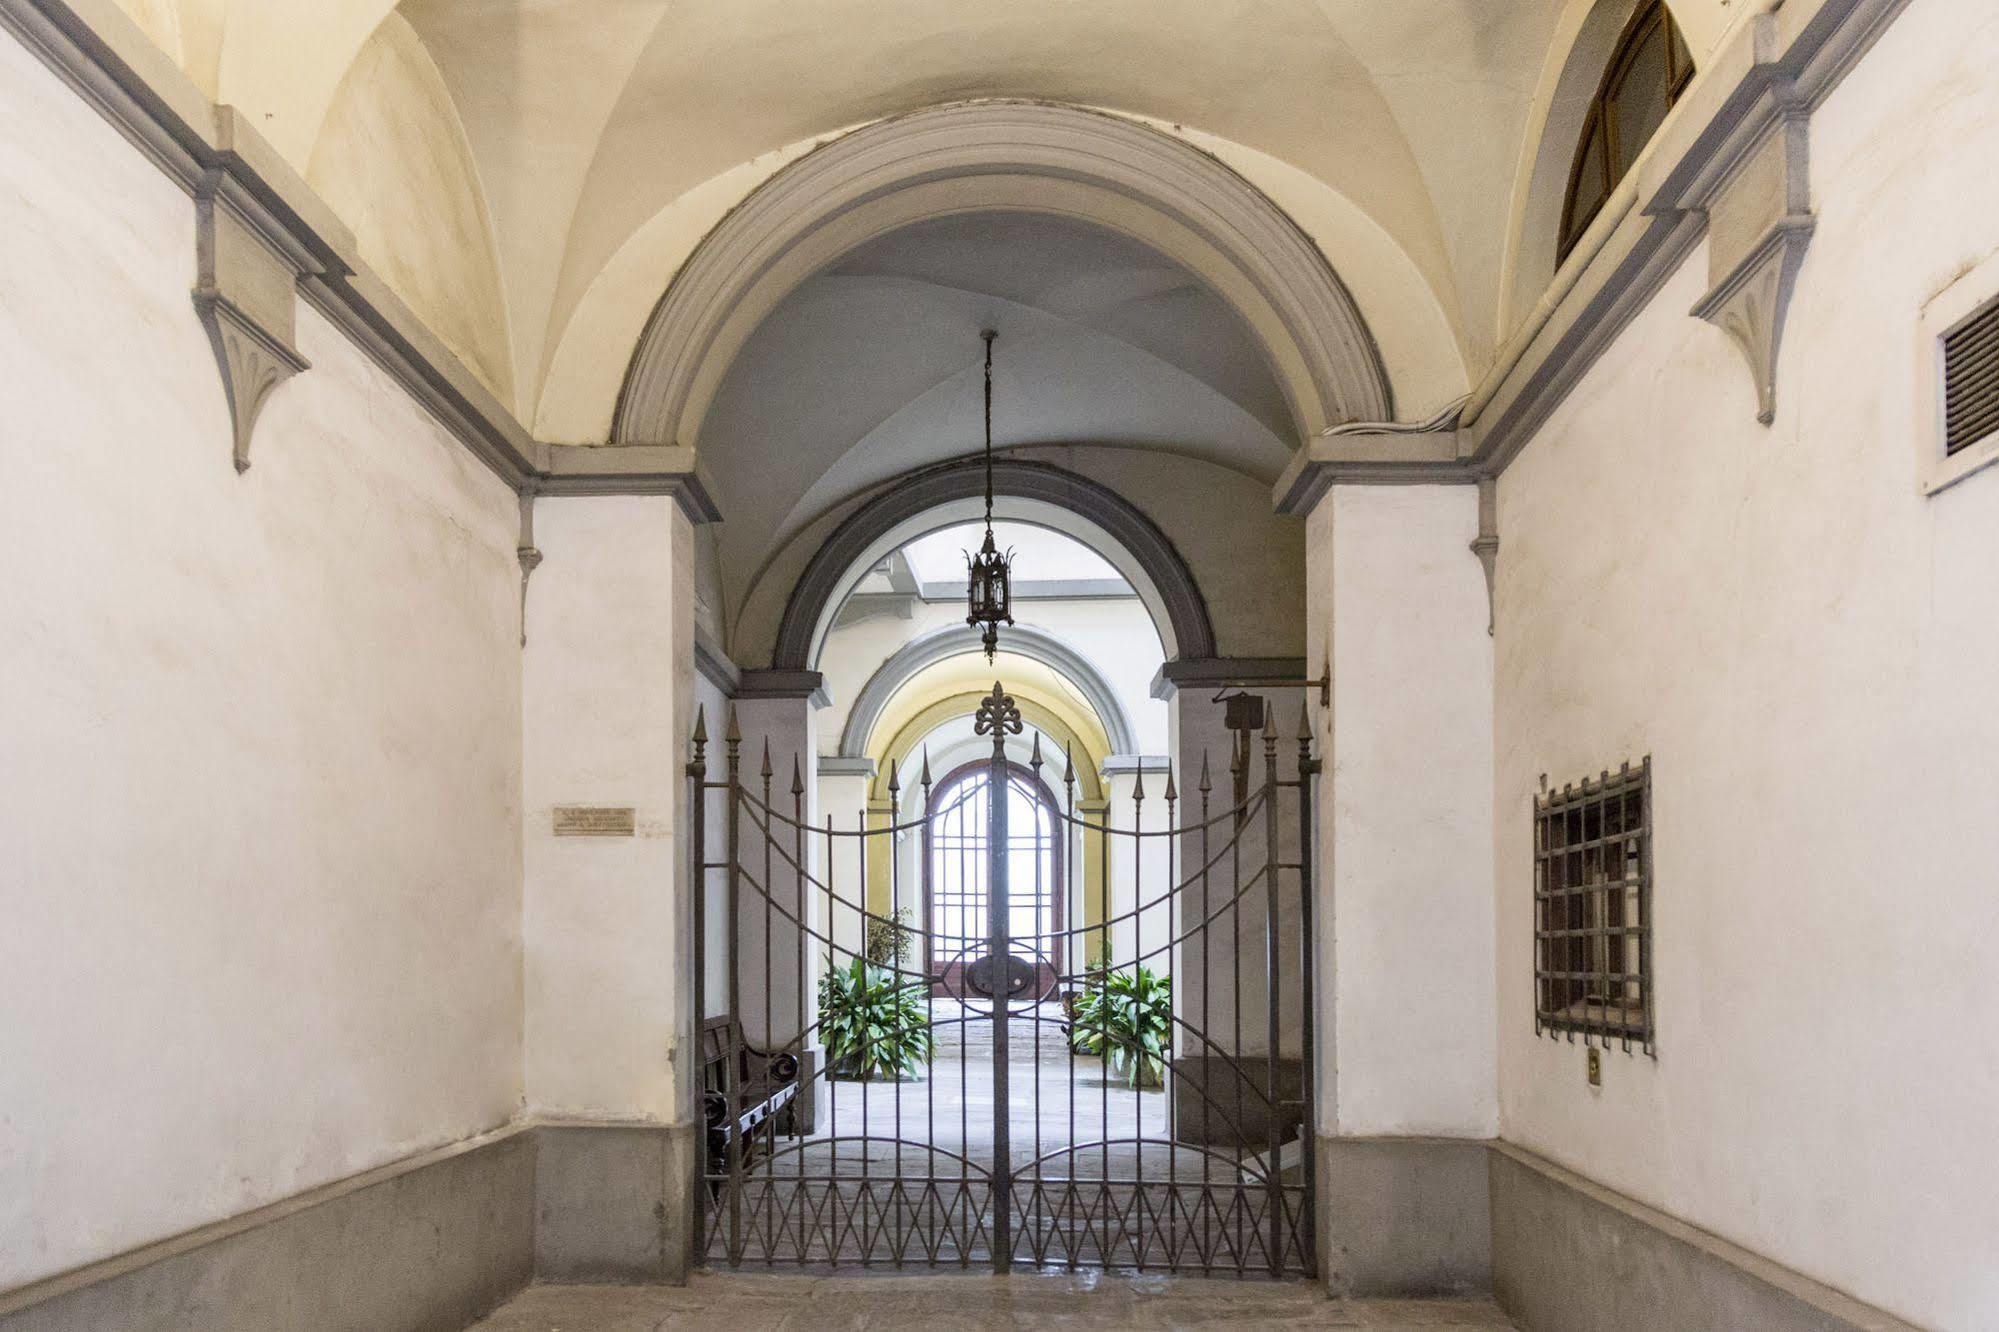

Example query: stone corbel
[1470,476,1498,636]
[191,162,320,472]
[516,492,543,647]
[1686,88,1814,425]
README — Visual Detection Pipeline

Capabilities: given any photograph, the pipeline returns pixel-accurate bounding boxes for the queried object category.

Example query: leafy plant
[819,957,933,1082]
[863,907,915,969]
[1070,964,1172,1089]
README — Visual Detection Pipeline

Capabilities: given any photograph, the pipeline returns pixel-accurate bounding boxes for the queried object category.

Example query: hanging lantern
[966,329,1014,662]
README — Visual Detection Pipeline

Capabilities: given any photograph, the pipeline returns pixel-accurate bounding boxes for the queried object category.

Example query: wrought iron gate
[689,682,1317,1275]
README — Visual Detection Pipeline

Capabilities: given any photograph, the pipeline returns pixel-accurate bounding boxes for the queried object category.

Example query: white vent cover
[1917,251,1999,495]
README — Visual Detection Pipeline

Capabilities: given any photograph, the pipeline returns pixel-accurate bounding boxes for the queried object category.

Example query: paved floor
[471,1273,1518,1330]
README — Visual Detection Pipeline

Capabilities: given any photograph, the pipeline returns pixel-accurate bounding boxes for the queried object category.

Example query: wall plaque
[553,806,636,837]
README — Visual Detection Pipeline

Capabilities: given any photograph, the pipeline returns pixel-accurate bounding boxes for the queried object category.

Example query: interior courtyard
[1,0,1994,1328]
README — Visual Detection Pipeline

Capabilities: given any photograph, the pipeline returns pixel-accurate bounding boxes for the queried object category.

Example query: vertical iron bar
[1261,714,1282,1277]
[724,709,744,1263]
[988,714,1012,1272]
[760,743,774,1263]
[1295,705,1318,1277]
[689,708,709,1268]
[1131,765,1145,1270]
[888,760,904,1240]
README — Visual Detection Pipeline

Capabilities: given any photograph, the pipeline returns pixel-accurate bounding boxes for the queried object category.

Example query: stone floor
[471,1273,1518,1330]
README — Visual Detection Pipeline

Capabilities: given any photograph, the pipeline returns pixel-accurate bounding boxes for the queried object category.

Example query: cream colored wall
[0,32,524,1289]
[522,495,696,1121]
[1309,487,1496,1137]
[1494,1,1999,1324]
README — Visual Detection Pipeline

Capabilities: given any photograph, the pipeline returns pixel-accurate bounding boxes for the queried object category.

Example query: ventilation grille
[1944,299,1999,456]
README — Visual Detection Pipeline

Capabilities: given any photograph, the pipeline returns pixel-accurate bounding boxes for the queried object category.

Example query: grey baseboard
[1315,1134,1493,1298]
[532,1122,699,1284]
[0,1126,535,1332]
[1489,1142,1922,1332]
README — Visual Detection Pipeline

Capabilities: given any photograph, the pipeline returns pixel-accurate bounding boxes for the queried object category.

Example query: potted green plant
[863,906,914,969]
[1069,963,1172,1089]
[819,956,933,1082]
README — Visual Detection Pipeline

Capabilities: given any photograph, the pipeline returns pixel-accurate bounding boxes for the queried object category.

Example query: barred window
[1535,759,1653,1054]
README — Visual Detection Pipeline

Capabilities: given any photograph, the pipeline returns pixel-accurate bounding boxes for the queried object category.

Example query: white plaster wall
[1494,2,1999,1323]
[1310,487,1496,1137]
[0,32,524,1289]
[522,496,695,1122]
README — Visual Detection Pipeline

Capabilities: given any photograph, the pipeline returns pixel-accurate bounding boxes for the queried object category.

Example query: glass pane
[1612,21,1671,175]
[1566,118,1609,242]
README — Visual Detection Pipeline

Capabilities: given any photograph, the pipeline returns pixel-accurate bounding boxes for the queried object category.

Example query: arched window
[1560,0,1695,258]
[923,760,1063,999]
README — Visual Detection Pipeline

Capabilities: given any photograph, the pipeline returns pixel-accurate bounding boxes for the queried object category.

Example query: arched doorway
[923,760,1064,1001]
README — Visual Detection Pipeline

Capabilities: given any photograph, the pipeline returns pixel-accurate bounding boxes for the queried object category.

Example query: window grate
[1944,298,1999,457]
[1534,758,1653,1055]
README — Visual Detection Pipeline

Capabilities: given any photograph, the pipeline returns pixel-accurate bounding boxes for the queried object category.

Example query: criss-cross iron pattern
[688,682,1319,1275]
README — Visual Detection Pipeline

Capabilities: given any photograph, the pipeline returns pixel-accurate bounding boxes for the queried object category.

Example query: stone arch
[613,100,1392,454]
[840,624,1139,760]
[773,457,1212,671]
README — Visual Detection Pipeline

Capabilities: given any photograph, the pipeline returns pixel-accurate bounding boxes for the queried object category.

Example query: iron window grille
[1534,758,1654,1054]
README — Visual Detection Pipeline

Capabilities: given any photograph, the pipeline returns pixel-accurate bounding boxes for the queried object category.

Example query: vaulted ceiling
[107,0,1740,445]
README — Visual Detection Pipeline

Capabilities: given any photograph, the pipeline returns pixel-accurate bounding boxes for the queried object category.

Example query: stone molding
[613,99,1392,455]
[0,0,719,521]
[1148,656,1309,702]
[693,626,742,698]
[772,457,1217,671]
[1274,0,1917,513]
[835,622,1139,759]
[735,669,831,708]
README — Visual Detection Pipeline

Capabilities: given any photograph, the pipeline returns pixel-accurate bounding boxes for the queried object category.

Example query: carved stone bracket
[516,492,543,647]
[192,162,323,472]
[1690,213,1814,425]
[1469,476,1499,636]
[1678,71,1814,425]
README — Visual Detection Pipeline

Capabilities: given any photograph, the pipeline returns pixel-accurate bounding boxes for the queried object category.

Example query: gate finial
[886,757,901,796]
[919,748,932,792]
[790,755,804,798]
[1028,731,1042,773]
[1198,750,1211,795]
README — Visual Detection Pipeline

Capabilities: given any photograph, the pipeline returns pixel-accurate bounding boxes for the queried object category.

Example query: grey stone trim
[836,623,1140,758]
[0,0,722,521]
[0,1126,534,1331]
[516,494,542,648]
[736,669,831,709]
[774,457,1216,671]
[1490,1141,1922,1332]
[1274,0,1917,512]
[817,755,877,779]
[613,99,1391,452]
[1470,477,1498,637]
[1098,754,1171,780]
[694,626,741,698]
[1316,1135,1492,1299]
[1149,657,1308,702]
[532,1122,700,1285]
